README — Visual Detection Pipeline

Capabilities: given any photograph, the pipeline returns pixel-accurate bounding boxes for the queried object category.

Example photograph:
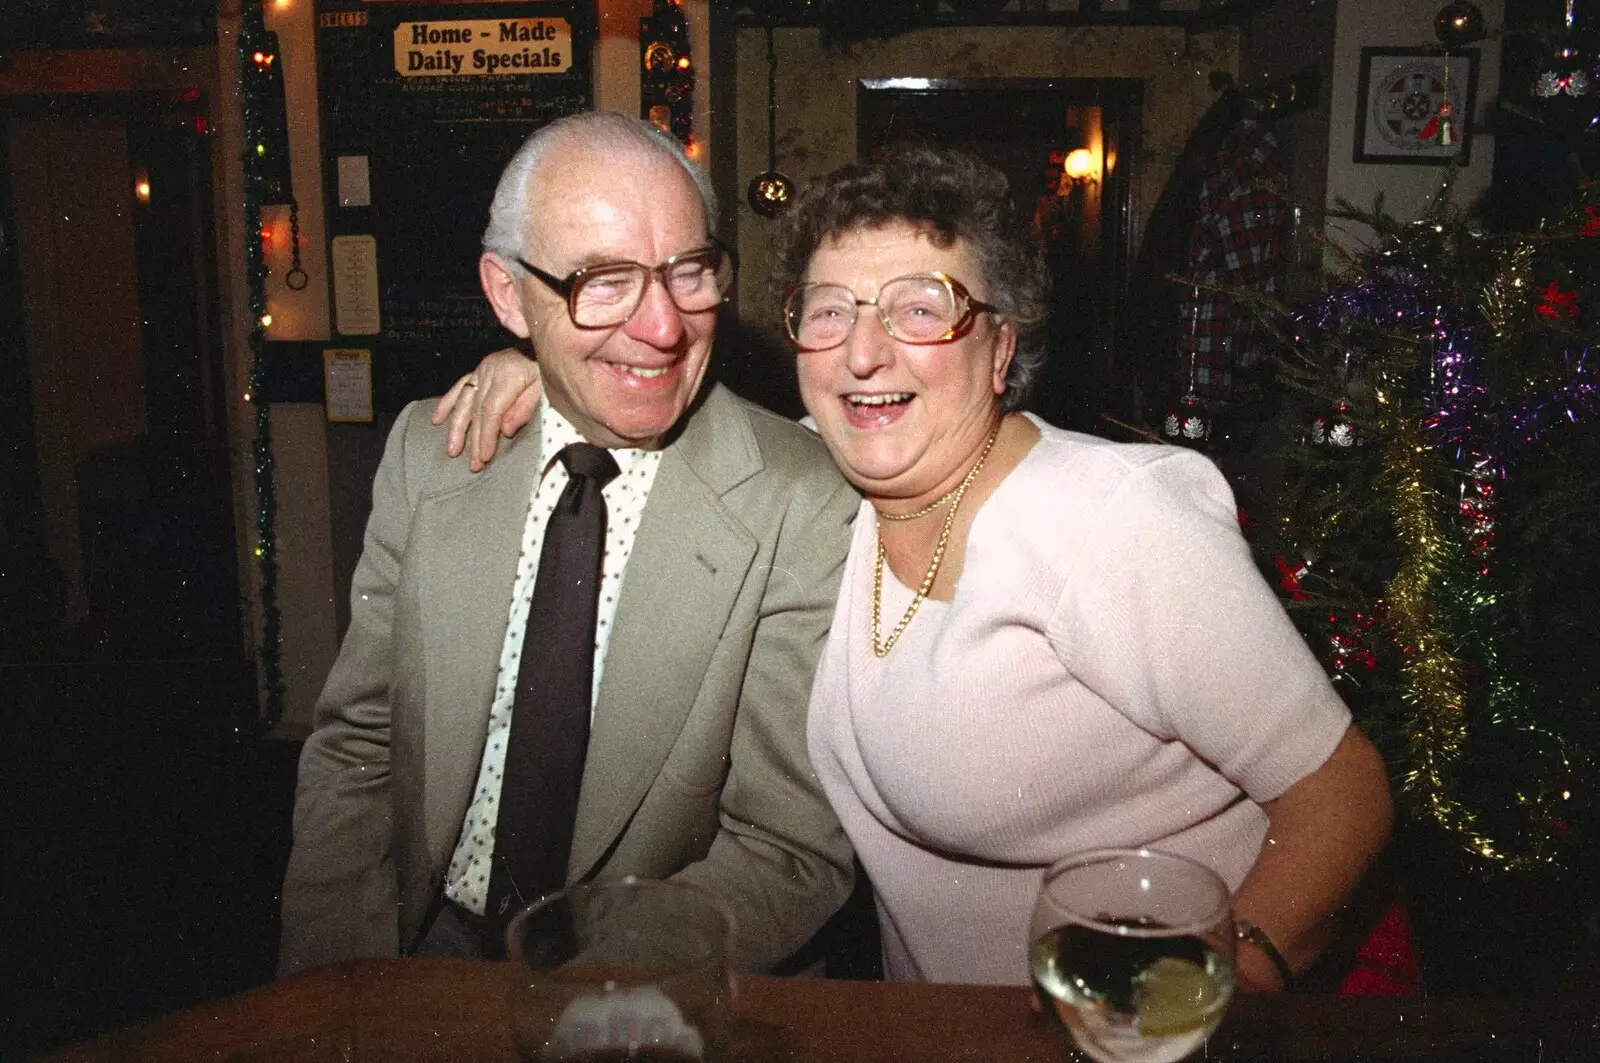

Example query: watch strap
[1235,918,1296,990]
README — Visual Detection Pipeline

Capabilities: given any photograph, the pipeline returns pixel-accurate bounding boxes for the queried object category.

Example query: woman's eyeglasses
[782,272,997,352]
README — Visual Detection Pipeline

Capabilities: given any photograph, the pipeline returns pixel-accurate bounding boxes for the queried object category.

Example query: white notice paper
[323,349,374,423]
[330,234,381,335]
[337,155,371,208]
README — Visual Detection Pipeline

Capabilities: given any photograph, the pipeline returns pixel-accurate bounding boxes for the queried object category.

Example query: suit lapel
[413,412,547,862]
[569,387,761,880]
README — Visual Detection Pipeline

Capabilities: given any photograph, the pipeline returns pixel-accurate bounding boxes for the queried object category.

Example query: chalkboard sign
[314,0,594,410]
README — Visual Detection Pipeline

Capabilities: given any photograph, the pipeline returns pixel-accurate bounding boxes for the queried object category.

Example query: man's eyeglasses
[782,273,998,353]
[515,245,735,330]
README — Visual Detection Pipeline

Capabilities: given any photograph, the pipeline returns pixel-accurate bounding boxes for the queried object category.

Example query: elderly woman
[435,146,1393,992]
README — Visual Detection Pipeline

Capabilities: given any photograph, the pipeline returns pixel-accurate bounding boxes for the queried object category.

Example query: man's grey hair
[482,110,716,262]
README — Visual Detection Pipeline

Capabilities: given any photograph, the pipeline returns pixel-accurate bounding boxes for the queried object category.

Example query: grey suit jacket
[278,383,857,976]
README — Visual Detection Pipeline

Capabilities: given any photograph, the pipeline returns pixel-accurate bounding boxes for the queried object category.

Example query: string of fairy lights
[233,1,691,732]
[239,0,284,730]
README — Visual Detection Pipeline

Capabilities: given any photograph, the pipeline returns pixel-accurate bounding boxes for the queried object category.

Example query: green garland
[239,1,284,729]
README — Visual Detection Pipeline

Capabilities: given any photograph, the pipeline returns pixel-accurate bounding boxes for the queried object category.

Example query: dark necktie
[485,442,620,950]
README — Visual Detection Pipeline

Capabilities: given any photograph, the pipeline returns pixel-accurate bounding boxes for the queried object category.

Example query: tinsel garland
[1480,243,1534,338]
[1379,416,1541,867]
[1380,419,1466,773]
[1284,264,1590,871]
[240,1,284,729]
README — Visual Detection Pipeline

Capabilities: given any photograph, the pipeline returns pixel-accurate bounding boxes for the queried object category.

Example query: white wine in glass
[1029,848,1236,1063]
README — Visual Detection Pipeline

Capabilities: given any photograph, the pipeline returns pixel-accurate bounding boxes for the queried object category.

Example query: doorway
[857,77,1143,432]
[0,92,241,667]
[1,88,285,1061]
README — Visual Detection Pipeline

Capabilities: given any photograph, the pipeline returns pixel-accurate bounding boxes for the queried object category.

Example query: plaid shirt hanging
[1179,111,1287,404]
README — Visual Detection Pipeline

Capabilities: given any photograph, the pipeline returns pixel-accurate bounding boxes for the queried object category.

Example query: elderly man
[278,111,856,975]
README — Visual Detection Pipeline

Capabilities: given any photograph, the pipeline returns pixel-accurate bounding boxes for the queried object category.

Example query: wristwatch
[1235,919,1295,990]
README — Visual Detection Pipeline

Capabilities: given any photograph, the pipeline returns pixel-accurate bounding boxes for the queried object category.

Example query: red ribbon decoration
[1536,280,1580,321]
[1580,205,1600,237]
[1274,555,1311,601]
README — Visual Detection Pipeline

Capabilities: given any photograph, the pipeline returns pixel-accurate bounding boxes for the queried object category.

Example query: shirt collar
[538,396,655,478]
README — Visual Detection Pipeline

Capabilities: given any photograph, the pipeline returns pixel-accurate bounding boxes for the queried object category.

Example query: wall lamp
[1062,147,1098,185]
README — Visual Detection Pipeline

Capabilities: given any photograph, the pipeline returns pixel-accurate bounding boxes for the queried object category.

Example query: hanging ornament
[1162,392,1213,447]
[1307,349,1364,451]
[1434,1,1486,49]
[746,26,793,218]
[1311,400,1362,450]
[1306,416,1325,446]
[1534,55,1593,99]
[1162,286,1211,448]
[1533,0,1596,99]
[749,173,794,216]
[1436,99,1457,146]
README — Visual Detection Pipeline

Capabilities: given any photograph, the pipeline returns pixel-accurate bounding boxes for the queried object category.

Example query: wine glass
[505,876,736,1062]
[1029,848,1236,1063]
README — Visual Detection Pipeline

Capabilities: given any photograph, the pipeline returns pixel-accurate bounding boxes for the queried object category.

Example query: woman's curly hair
[770,144,1052,412]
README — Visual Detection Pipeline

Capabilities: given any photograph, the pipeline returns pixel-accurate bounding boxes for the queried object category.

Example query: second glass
[506,876,735,1063]
[1029,848,1236,1063]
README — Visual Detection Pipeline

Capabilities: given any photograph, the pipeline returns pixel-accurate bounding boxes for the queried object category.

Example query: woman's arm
[1053,448,1395,994]
[430,347,542,470]
[1230,723,1395,992]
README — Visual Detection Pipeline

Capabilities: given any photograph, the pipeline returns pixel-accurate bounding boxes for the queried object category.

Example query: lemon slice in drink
[1135,957,1224,1038]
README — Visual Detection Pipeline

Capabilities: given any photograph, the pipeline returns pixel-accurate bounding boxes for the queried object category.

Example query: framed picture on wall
[1354,47,1478,165]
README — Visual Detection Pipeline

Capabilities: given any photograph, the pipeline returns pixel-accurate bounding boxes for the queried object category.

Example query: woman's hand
[431,348,542,471]
[1229,724,1394,992]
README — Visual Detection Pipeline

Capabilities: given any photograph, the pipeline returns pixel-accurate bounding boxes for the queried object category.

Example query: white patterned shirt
[444,399,662,914]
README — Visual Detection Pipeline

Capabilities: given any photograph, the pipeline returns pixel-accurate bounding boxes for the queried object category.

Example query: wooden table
[41,957,1600,1062]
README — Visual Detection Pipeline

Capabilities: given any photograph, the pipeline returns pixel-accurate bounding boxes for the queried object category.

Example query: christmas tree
[1240,185,1600,880]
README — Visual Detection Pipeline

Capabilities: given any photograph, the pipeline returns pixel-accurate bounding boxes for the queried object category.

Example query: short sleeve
[1047,449,1351,802]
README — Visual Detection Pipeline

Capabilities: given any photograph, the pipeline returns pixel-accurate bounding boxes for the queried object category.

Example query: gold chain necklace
[879,479,966,522]
[871,425,1001,658]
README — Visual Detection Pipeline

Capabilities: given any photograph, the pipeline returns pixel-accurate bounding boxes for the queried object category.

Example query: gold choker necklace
[879,482,964,522]
[871,425,1001,658]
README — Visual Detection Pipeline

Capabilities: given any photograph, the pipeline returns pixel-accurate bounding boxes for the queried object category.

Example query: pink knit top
[807,420,1352,985]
